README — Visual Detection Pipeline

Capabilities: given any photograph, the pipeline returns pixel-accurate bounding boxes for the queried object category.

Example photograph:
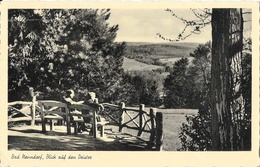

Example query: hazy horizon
[108,8,251,44]
[108,9,212,44]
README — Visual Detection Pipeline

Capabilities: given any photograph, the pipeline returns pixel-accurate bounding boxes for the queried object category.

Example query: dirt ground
[8,110,195,151]
[8,125,149,151]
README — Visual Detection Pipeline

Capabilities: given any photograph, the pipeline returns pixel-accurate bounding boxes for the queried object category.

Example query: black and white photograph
[1,1,259,167]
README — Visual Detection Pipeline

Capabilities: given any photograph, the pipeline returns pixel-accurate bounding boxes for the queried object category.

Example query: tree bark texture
[211,8,244,151]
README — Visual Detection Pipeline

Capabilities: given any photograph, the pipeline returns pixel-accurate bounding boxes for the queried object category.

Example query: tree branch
[158,8,211,42]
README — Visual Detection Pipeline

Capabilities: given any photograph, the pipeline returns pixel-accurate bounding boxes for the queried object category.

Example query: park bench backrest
[38,100,70,133]
[38,100,101,137]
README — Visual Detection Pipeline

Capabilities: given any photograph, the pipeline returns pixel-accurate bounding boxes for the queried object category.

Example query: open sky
[108,8,251,44]
[108,9,212,44]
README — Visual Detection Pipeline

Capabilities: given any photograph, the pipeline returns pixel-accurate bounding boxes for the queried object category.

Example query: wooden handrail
[102,103,120,108]
[8,101,32,106]
[8,98,164,150]
[39,100,67,108]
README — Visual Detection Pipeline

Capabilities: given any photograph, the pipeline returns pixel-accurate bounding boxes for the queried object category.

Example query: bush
[178,111,211,151]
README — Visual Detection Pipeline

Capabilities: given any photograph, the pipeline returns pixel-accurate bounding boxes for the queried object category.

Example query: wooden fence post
[149,108,156,149]
[90,93,97,138]
[93,110,97,138]
[40,102,46,133]
[50,120,54,131]
[137,104,145,137]
[31,95,36,126]
[29,87,36,126]
[119,102,125,133]
[155,112,163,151]
[65,106,71,135]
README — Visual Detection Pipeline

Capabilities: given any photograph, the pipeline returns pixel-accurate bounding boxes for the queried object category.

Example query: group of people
[63,89,104,133]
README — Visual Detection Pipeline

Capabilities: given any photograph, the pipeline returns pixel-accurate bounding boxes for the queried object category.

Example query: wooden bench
[39,100,108,138]
[38,100,70,133]
[69,117,108,137]
[68,103,108,138]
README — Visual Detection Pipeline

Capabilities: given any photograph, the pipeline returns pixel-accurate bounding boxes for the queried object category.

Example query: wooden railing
[8,100,40,125]
[102,102,163,151]
[8,99,163,150]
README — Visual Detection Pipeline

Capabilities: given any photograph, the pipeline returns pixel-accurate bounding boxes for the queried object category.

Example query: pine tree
[8,9,48,101]
[164,57,193,108]
[8,9,125,102]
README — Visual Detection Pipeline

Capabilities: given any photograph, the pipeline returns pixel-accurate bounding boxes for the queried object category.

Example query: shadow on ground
[8,126,150,151]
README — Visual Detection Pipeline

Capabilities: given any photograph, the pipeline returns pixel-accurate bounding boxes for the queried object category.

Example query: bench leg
[50,120,54,131]
[42,119,46,133]
[74,122,78,135]
[100,125,104,137]
[93,112,97,138]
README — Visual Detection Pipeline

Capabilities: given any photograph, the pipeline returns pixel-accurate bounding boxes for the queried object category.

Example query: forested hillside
[124,42,199,66]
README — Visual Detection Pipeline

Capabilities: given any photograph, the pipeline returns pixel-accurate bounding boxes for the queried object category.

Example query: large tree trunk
[211,8,244,151]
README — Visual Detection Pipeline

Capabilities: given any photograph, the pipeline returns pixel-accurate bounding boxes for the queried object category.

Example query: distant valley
[122,57,162,71]
[123,42,200,71]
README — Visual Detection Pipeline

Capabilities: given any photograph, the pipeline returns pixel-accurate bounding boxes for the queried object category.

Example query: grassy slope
[126,42,199,58]
[126,42,200,48]
[122,57,163,71]
[160,109,197,151]
[123,42,200,71]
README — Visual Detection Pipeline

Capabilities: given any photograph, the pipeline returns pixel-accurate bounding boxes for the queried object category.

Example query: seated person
[63,89,85,132]
[63,89,105,134]
[80,91,105,134]
[63,89,84,105]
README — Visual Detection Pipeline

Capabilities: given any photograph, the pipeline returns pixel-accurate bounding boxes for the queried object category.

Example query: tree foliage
[175,42,211,151]
[8,9,48,100]
[117,71,162,107]
[8,9,125,102]
[163,42,211,110]
[164,57,192,108]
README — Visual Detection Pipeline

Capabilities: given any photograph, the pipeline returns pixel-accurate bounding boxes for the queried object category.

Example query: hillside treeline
[125,44,196,67]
